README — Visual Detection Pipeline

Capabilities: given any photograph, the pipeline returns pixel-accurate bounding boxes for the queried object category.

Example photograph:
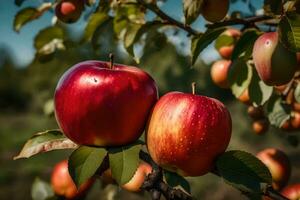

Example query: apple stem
[191,82,196,95]
[109,53,114,69]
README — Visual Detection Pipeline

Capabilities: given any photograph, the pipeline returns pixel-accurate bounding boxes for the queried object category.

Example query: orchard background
[0,0,300,199]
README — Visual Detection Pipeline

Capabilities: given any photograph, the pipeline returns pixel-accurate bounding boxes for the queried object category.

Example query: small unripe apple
[54,60,158,147]
[256,148,291,190]
[201,0,229,22]
[210,60,231,88]
[291,112,300,129]
[253,32,297,86]
[281,184,300,200]
[146,88,232,176]
[122,162,152,192]
[252,119,269,135]
[51,160,94,199]
[238,89,251,105]
[247,106,264,120]
[217,29,241,59]
[55,0,84,23]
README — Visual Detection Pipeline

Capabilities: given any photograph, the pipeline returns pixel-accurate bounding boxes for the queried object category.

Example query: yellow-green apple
[54,60,158,146]
[55,0,84,23]
[210,60,231,88]
[252,119,269,135]
[216,29,241,59]
[201,0,229,22]
[256,148,291,190]
[281,184,300,200]
[51,160,94,199]
[146,90,232,176]
[253,32,297,86]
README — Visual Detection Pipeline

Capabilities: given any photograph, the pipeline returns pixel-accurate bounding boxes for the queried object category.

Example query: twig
[135,0,199,36]
[206,15,273,29]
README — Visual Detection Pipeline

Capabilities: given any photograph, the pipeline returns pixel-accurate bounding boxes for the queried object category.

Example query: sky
[0,0,263,67]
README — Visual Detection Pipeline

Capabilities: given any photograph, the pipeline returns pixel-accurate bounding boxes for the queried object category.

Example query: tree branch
[135,0,199,36]
[206,15,273,29]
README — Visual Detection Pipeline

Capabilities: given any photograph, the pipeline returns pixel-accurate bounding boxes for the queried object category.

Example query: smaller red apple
[281,184,300,200]
[252,119,269,135]
[247,106,264,120]
[51,160,94,199]
[217,29,241,59]
[55,0,84,23]
[256,148,291,190]
[210,60,231,88]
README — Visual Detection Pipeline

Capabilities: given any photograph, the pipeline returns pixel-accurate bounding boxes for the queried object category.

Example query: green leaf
[264,0,282,15]
[82,13,110,42]
[124,21,163,61]
[231,29,261,60]
[14,130,78,160]
[183,0,203,24]
[113,4,145,39]
[228,59,253,98]
[249,69,273,106]
[34,26,65,56]
[14,8,39,32]
[31,177,54,200]
[267,95,291,128]
[278,13,300,52]
[216,150,272,194]
[69,146,107,187]
[294,83,300,103]
[164,170,191,193]
[191,27,226,65]
[214,34,235,50]
[108,143,141,185]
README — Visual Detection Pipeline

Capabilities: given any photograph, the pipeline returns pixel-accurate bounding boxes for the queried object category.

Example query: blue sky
[0,0,263,67]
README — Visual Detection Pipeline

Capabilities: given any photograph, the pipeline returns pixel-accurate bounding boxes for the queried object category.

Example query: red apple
[256,148,291,190]
[252,119,269,135]
[217,29,241,59]
[54,60,158,146]
[281,184,300,200]
[291,112,300,129]
[238,89,251,105]
[253,32,297,86]
[51,160,94,199]
[146,90,232,176]
[122,162,152,192]
[247,106,264,120]
[55,0,84,23]
[201,0,229,22]
[210,60,231,88]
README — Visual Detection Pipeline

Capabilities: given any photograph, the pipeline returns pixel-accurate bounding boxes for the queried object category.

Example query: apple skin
[55,0,84,23]
[253,32,297,86]
[122,162,152,192]
[210,60,231,88]
[146,92,232,176]
[201,0,229,22]
[281,184,300,200]
[54,60,158,147]
[252,119,269,135]
[218,29,241,59]
[256,148,291,190]
[51,160,94,199]
[247,106,264,119]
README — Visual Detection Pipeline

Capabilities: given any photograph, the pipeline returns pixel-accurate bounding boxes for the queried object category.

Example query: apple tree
[13,0,300,199]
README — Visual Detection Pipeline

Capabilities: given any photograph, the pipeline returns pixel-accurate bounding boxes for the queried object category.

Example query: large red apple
[54,60,158,146]
[253,32,297,86]
[256,148,291,190]
[281,184,300,200]
[51,160,94,199]
[146,90,232,176]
